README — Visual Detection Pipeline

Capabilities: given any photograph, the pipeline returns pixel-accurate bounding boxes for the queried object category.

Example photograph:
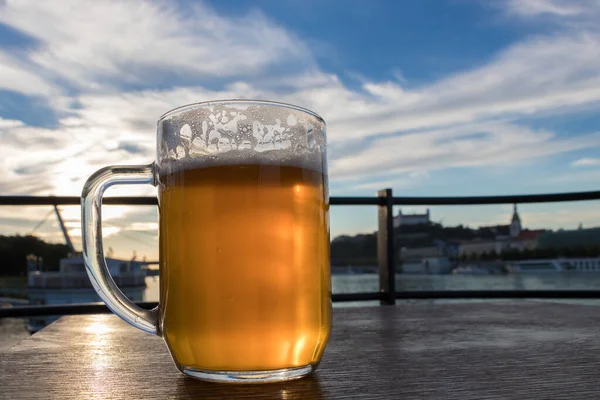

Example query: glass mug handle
[81,163,157,334]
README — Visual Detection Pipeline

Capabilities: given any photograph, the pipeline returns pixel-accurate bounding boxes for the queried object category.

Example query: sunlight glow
[85,320,112,335]
[292,336,307,365]
[83,317,116,374]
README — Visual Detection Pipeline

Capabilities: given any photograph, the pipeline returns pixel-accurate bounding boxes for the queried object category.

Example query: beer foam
[156,101,327,176]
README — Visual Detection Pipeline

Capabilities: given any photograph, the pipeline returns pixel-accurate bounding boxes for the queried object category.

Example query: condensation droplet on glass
[306,125,316,152]
[287,114,297,126]
[175,145,185,159]
[180,124,192,142]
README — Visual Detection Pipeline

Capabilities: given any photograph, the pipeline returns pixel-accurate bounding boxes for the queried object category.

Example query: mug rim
[158,99,325,125]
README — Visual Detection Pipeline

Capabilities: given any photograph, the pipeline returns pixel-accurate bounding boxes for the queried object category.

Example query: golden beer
[158,163,331,371]
[82,100,329,382]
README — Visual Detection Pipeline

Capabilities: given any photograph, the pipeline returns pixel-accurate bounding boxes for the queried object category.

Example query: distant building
[510,204,522,238]
[458,238,517,258]
[458,205,544,258]
[478,204,522,238]
[394,208,431,228]
[517,229,546,250]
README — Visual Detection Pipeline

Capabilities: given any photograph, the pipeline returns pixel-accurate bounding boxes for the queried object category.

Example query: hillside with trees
[330,223,600,265]
[0,235,70,277]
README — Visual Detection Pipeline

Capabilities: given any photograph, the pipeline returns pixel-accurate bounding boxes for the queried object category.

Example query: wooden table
[2,302,600,399]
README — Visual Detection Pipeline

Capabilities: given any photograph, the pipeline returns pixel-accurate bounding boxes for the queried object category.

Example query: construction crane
[47,205,157,264]
[53,205,76,254]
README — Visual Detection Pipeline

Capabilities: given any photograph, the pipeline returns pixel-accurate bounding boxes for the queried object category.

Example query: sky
[1,0,600,259]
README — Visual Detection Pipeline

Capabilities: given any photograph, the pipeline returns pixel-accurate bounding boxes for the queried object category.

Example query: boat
[564,258,600,272]
[452,265,495,275]
[505,259,597,273]
[26,206,147,332]
[400,257,451,275]
[27,256,146,332]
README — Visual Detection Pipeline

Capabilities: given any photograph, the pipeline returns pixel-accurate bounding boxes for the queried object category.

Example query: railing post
[377,188,396,305]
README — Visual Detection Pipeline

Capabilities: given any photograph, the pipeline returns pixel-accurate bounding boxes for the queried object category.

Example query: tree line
[0,235,70,277]
[330,223,600,266]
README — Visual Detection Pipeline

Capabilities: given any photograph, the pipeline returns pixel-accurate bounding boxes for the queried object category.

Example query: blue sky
[1,0,600,259]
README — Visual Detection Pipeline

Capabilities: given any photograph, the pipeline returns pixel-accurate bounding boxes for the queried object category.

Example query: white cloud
[0,52,57,96]
[501,0,600,32]
[330,121,600,179]
[0,203,159,259]
[350,178,412,192]
[0,117,24,129]
[66,27,600,150]
[126,222,159,232]
[2,6,600,198]
[505,0,586,17]
[0,0,312,88]
[572,158,600,166]
[302,33,600,143]
[2,0,600,248]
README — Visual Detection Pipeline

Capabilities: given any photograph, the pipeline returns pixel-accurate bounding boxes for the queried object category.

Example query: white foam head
[156,100,326,175]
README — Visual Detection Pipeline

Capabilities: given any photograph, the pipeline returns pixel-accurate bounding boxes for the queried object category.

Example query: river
[3,273,600,350]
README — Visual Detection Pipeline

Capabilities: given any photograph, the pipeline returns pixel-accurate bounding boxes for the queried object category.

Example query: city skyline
[1,0,600,258]
[16,201,599,261]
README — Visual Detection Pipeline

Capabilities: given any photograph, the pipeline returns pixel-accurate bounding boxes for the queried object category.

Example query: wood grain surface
[2,302,600,399]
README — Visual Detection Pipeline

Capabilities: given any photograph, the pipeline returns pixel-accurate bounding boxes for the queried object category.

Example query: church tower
[510,204,522,238]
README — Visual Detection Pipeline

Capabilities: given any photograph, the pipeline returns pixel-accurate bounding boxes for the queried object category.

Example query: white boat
[25,205,147,332]
[27,256,146,332]
[505,258,600,273]
[401,257,451,275]
[564,258,600,272]
[452,265,495,275]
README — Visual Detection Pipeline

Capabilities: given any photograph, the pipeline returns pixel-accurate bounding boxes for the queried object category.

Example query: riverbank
[4,273,600,350]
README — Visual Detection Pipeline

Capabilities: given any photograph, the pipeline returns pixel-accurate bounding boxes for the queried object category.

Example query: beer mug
[81,100,331,383]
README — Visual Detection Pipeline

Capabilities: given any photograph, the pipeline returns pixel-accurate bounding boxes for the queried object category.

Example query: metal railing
[1,189,600,318]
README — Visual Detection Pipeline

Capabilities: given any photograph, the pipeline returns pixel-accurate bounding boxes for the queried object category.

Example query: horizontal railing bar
[331,197,381,206]
[396,290,600,299]
[1,190,599,207]
[0,196,381,206]
[3,290,600,318]
[0,302,157,318]
[392,191,600,205]
[332,292,382,301]
[0,196,155,206]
